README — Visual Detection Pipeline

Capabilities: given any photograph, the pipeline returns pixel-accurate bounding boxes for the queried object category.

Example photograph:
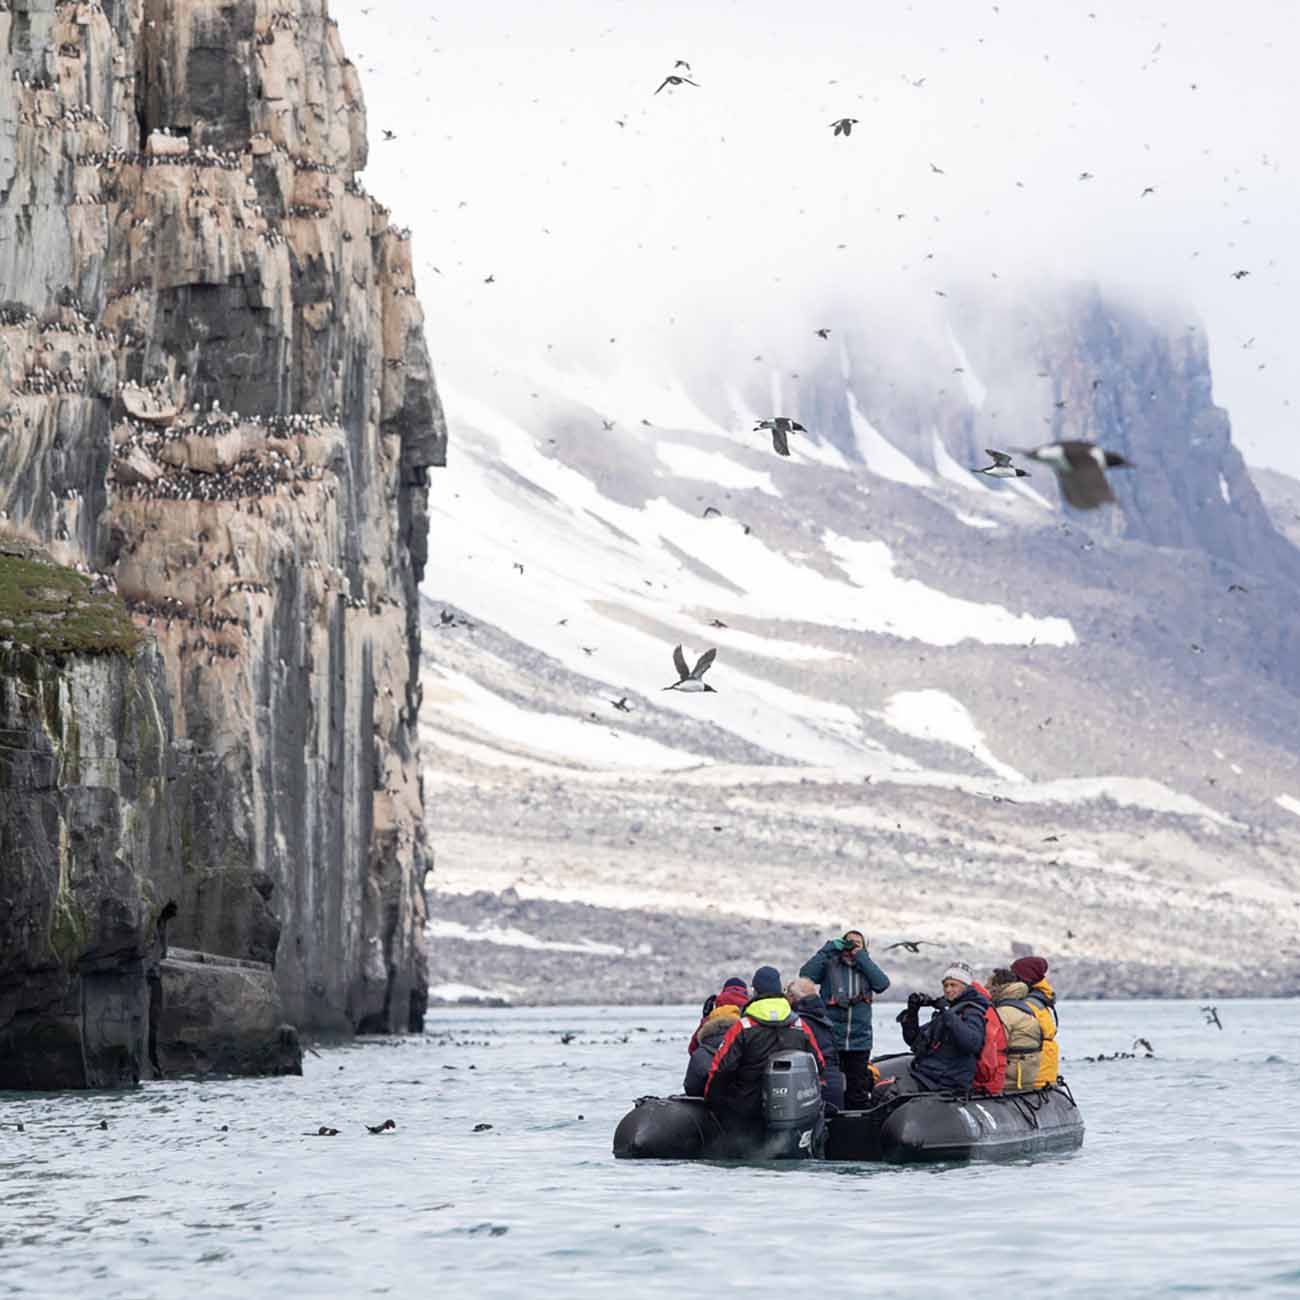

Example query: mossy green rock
[0,540,140,657]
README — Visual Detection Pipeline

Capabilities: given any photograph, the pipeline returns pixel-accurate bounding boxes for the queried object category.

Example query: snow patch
[882,689,1025,781]
[932,428,986,493]
[847,391,932,487]
[1219,473,1232,505]
[427,918,625,957]
[522,357,734,438]
[430,666,709,770]
[1000,777,1235,825]
[428,981,508,1003]
[955,512,999,529]
[824,531,1076,647]
[656,442,778,495]
[1276,794,1300,819]
[946,329,988,409]
[1009,477,1056,511]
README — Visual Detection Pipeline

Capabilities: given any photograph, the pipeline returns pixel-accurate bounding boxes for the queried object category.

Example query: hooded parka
[798,942,890,1053]
[1025,977,1060,1087]
[990,979,1043,1091]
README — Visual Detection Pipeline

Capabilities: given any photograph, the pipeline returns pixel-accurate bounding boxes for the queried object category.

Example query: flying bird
[830,118,859,137]
[884,940,940,953]
[754,416,806,457]
[709,618,728,628]
[1078,171,1094,180]
[1201,1005,1223,1030]
[654,74,698,94]
[815,328,832,339]
[1140,186,1156,197]
[673,60,692,71]
[610,697,633,713]
[1230,269,1250,279]
[972,449,1029,479]
[601,419,615,430]
[381,129,396,141]
[929,162,945,174]
[702,506,722,518]
[1017,439,1133,509]
[664,645,717,693]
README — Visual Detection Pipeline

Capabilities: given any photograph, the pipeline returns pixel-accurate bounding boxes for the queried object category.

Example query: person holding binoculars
[797,929,890,1108]
[880,960,990,1095]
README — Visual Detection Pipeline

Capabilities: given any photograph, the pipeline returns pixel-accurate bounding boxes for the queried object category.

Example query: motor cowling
[761,1051,823,1158]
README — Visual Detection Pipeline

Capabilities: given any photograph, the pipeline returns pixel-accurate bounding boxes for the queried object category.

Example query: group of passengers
[685,931,1060,1134]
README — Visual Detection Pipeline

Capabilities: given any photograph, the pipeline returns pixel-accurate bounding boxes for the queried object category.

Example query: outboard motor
[761,1051,823,1159]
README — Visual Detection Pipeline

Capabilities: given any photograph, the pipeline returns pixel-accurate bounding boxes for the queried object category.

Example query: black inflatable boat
[613,1053,1084,1164]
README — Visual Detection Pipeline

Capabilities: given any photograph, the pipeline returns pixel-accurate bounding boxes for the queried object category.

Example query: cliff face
[1,0,444,1046]
[0,540,175,1086]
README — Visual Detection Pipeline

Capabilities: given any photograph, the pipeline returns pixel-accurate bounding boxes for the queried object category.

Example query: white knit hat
[941,960,974,986]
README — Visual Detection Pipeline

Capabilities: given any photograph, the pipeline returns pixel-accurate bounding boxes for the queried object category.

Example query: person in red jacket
[704,966,825,1138]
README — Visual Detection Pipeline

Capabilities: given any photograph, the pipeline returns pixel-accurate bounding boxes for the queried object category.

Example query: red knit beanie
[1011,956,1048,985]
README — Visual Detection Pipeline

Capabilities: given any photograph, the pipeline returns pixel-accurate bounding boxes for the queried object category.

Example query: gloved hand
[906,991,928,1011]
[832,938,848,950]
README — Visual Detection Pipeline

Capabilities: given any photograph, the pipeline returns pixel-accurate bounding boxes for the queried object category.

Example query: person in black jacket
[786,977,845,1110]
[886,960,988,1094]
[704,966,826,1135]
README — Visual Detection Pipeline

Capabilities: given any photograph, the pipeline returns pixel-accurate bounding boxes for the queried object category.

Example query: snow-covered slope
[418,311,1300,1002]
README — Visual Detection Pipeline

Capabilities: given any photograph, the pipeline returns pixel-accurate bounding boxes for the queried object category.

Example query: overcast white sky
[331,0,1299,476]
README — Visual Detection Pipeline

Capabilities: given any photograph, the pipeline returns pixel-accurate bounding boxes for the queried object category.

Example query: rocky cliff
[1,0,444,1080]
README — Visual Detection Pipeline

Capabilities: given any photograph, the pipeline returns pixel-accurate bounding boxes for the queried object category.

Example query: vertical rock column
[1,0,446,1038]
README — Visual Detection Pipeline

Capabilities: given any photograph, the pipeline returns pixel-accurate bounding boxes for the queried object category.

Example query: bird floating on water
[665,645,717,693]
[1017,439,1133,509]
[754,416,806,456]
[366,1119,397,1134]
[972,448,1029,480]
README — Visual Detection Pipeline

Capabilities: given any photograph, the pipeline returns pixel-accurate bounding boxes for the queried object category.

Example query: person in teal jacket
[799,930,890,1107]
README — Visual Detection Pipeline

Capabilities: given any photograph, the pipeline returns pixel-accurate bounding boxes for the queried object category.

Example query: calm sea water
[2,998,1298,1299]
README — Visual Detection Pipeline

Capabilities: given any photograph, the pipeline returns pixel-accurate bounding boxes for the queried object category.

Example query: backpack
[970,985,1008,1096]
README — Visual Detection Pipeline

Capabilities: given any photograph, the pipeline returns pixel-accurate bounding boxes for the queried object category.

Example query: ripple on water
[2,1000,1299,1299]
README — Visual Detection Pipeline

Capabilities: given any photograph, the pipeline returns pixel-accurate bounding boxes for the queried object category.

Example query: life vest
[823,956,874,1009]
[971,984,1007,1096]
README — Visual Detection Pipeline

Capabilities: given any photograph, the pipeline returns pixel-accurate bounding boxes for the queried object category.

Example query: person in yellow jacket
[988,969,1043,1091]
[1011,956,1060,1087]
